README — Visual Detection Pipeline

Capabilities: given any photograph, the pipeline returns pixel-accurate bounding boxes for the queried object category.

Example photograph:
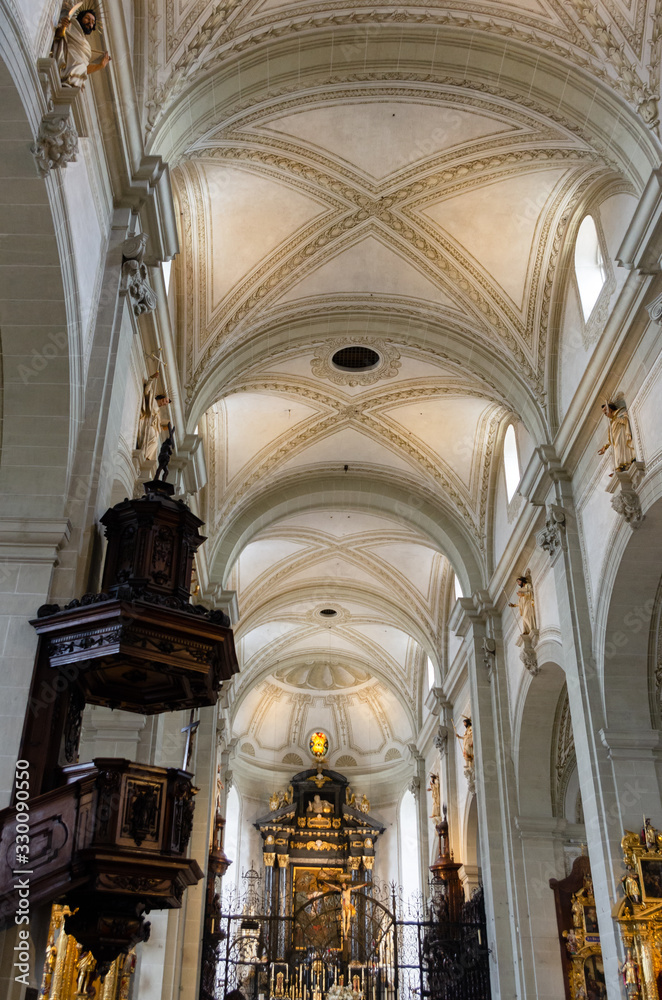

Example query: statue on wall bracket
[599,395,646,530]
[509,570,540,676]
[52,3,111,90]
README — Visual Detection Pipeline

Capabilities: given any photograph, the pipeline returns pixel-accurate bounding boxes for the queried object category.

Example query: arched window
[454,573,463,602]
[162,258,173,294]
[427,656,435,690]
[574,215,607,319]
[222,785,240,902]
[503,424,520,502]
[399,789,421,900]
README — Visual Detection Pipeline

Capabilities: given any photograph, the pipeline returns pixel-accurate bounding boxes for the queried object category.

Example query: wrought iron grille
[205,880,491,1000]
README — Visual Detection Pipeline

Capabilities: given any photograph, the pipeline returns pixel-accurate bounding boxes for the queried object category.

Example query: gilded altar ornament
[562,875,605,1000]
[318,873,370,940]
[310,731,329,759]
[613,821,662,1000]
[39,904,137,1000]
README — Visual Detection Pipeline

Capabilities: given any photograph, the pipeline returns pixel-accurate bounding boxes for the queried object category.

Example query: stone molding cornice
[0,518,71,564]
[599,728,661,759]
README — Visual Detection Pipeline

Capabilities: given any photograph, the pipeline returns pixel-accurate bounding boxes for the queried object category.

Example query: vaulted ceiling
[143,0,660,783]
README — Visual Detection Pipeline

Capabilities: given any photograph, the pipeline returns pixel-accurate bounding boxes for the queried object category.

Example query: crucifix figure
[319,873,370,940]
[181,709,200,771]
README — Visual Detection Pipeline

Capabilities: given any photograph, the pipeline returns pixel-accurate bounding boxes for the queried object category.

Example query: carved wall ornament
[31,112,78,178]
[482,637,496,676]
[537,505,567,556]
[606,462,646,529]
[120,233,158,316]
[310,338,401,386]
[434,725,449,757]
[646,292,662,324]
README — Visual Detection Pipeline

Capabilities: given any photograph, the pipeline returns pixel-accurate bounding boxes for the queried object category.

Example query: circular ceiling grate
[319,608,338,617]
[331,346,380,371]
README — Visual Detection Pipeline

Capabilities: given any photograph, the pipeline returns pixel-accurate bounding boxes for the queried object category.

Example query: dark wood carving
[0,759,202,973]
[2,481,234,974]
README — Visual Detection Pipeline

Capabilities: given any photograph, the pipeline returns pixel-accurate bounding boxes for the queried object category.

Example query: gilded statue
[52,3,110,90]
[319,874,370,939]
[346,786,356,807]
[75,946,96,996]
[508,575,537,635]
[358,793,370,814]
[620,949,640,998]
[598,398,636,473]
[621,870,642,905]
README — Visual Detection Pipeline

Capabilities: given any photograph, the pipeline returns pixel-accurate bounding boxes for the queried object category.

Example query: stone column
[450,596,526,999]
[0,518,70,806]
[535,498,643,996]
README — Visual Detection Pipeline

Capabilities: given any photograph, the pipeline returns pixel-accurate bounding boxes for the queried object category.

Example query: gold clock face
[309,731,329,759]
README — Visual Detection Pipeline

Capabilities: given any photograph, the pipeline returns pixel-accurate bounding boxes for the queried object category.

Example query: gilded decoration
[39,904,137,1000]
[613,822,662,999]
[562,875,605,1000]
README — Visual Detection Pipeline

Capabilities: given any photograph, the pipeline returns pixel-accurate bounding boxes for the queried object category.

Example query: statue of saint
[562,928,578,954]
[52,4,110,90]
[598,399,636,473]
[642,816,658,851]
[76,947,96,995]
[307,794,333,814]
[345,786,356,807]
[427,773,441,819]
[620,949,639,997]
[455,718,473,764]
[509,575,537,634]
[622,871,642,905]
[136,371,170,462]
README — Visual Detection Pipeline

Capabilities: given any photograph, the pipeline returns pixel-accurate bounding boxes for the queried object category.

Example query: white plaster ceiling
[144,0,655,781]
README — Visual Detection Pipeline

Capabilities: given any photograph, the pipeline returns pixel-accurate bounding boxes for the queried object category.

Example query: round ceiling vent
[331,346,380,371]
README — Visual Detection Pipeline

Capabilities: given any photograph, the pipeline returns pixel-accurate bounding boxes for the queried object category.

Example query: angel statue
[52,3,111,90]
[319,873,370,940]
[598,398,636,473]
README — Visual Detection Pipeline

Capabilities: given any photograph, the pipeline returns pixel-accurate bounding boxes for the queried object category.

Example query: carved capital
[31,112,78,178]
[362,856,375,870]
[263,853,275,867]
[536,505,566,556]
[276,854,290,868]
[408,775,420,799]
[647,292,662,324]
